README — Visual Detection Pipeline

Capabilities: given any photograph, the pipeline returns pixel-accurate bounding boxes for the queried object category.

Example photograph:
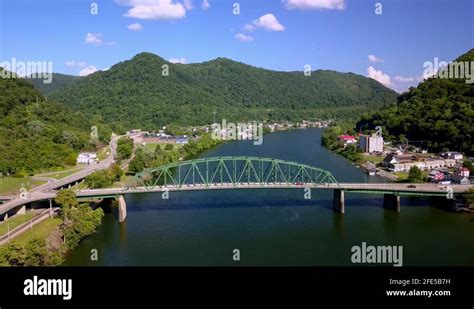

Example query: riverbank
[0,190,103,266]
[62,128,474,266]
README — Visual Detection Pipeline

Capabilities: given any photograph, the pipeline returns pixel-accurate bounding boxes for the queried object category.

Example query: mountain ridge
[32,52,398,131]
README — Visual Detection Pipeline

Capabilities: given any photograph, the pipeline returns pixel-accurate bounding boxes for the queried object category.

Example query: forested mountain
[46,52,398,131]
[29,73,81,96]
[357,49,474,155]
[0,70,111,176]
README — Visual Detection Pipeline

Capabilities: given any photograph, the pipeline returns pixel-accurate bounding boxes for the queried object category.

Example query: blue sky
[0,0,473,92]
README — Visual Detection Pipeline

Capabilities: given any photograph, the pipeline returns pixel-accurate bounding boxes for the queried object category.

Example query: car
[407,184,416,188]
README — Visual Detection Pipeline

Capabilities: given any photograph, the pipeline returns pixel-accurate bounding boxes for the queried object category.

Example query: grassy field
[394,171,430,181]
[144,142,181,153]
[143,142,158,153]
[112,175,134,188]
[13,217,62,246]
[0,211,36,236]
[97,146,111,161]
[36,167,84,180]
[35,165,77,174]
[0,178,46,195]
[362,155,384,164]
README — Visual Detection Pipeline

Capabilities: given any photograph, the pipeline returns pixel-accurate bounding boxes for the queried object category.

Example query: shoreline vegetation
[1,126,472,266]
[321,125,431,183]
[0,131,223,266]
[0,189,103,266]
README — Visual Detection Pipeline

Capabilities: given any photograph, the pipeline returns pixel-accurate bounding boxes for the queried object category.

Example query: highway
[0,135,119,216]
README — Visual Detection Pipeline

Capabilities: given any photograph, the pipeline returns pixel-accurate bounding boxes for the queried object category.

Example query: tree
[109,163,124,181]
[129,151,146,174]
[164,144,174,151]
[55,189,78,208]
[24,237,49,266]
[0,242,26,266]
[61,204,104,249]
[407,166,423,182]
[116,137,134,161]
[154,145,164,155]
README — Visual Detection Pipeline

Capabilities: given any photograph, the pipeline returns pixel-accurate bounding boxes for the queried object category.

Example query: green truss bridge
[0,157,472,223]
[129,156,339,190]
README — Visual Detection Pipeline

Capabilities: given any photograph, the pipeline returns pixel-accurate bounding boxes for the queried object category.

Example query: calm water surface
[63,129,474,266]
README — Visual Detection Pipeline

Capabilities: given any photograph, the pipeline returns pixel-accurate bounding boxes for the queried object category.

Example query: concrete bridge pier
[383,194,400,212]
[333,189,345,214]
[15,205,26,215]
[117,195,127,223]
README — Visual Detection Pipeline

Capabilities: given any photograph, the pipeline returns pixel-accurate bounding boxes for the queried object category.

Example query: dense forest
[0,69,111,176]
[29,73,81,96]
[43,52,398,131]
[357,49,474,155]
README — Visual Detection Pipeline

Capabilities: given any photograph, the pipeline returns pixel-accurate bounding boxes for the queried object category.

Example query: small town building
[452,167,470,184]
[359,135,384,153]
[77,152,97,164]
[176,136,188,144]
[440,151,463,161]
[337,135,356,144]
[428,170,445,182]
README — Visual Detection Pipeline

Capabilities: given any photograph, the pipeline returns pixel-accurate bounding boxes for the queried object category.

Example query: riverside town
[0,0,472,306]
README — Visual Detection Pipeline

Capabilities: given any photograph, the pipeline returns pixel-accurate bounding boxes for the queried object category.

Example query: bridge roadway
[75,182,473,197]
[1,182,471,215]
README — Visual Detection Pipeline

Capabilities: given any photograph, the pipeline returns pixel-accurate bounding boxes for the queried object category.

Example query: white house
[441,151,463,161]
[77,152,97,164]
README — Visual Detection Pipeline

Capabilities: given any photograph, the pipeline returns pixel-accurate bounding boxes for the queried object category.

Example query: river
[63,128,474,266]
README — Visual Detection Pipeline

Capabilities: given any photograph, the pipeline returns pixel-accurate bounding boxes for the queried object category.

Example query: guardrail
[0,207,60,245]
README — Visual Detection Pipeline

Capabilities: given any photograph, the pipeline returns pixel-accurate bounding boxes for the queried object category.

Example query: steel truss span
[129,156,339,190]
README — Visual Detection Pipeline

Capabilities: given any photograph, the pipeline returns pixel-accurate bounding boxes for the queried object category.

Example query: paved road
[0,135,119,216]
[0,181,471,217]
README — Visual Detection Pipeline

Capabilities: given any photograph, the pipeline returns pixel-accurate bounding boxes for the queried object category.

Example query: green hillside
[28,73,81,96]
[47,52,398,131]
[357,49,474,155]
[0,70,110,176]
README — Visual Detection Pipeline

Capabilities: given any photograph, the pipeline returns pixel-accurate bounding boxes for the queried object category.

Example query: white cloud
[201,0,210,9]
[66,61,88,68]
[394,75,415,82]
[120,0,187,20]
[169,57,187,64]
[368,54,382,63]
[128,23,144,31]
[367,66,391,86]
[235,33,254,42]
[245,14,285,32]
[79,65,98,76]
[183,0,193,10]
[85,33,103,45]
[284,0,345,10]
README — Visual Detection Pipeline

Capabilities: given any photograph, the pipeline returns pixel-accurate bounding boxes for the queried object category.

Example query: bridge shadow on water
[120,190,433,213]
